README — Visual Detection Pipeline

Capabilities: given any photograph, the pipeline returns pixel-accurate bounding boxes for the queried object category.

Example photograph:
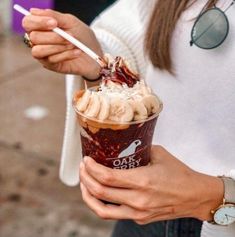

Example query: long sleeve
[60,0,154,186]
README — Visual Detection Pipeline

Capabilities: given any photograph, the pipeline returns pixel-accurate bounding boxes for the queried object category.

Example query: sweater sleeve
[91,0,155,78]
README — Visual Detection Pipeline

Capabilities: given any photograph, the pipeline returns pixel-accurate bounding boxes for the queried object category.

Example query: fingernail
[47,19,56,27]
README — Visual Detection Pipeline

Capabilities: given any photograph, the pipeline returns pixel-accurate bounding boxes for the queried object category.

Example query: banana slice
[76,90,91,112]
[142,95,160,115]
[84,92,101,118]
[109,98,134,122]
[128,99,148,121]
[97,96,110,120]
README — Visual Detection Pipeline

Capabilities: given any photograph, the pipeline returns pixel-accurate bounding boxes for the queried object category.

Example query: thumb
[30,8,78,29]
[150,145,165,164]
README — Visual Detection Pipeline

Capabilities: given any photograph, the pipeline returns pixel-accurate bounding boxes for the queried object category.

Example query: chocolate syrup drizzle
[100,56,140,88]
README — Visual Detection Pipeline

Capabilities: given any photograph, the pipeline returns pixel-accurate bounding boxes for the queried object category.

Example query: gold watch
[210,177,235,225]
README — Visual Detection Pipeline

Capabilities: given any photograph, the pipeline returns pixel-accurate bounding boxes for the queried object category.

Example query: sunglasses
[190,1,234,49]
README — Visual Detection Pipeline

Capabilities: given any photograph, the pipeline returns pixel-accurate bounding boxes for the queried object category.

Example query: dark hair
[145,0,218,73]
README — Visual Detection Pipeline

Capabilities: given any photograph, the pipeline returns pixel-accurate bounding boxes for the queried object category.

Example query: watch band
[221,176,235,203]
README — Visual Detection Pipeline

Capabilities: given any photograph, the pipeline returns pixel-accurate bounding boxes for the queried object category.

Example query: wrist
[83,62,102,80]
[82,63,102,87]
[193,172,224,221]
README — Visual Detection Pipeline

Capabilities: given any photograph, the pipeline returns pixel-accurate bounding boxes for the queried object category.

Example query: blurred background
[0,1,116,237]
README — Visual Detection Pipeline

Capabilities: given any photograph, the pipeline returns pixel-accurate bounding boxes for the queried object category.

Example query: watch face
[214,205,235,225]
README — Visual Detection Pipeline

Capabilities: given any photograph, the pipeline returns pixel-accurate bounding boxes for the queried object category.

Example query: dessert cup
[73,89,163,169]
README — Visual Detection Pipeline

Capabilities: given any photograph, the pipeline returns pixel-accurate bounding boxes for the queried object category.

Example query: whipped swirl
[100,55,140,88]
[74,56,161,122]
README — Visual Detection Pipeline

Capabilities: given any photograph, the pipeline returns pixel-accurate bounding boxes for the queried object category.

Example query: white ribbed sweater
[60,0,235,236]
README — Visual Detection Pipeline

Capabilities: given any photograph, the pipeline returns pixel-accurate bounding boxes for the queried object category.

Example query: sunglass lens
[191,9,229,49]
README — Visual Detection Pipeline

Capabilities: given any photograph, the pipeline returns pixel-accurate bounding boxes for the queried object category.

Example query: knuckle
[92,185,105,198]
[134,214,148,225]
[47,56,57,64]
[31,46,41,58]
[29,32,38,44]
[134,220,148,225]
[64,13,77,23]
[101,170,114,184]
[45,9,54,14]
[139,176,151,189]
[136,197,150,211]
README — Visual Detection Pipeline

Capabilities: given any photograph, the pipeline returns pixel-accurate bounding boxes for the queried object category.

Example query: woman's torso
[146,0,235,177]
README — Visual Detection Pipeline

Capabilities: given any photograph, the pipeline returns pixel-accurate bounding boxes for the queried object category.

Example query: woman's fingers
[80,162,138,205]
[31,44,74,59]
[30,8,77,29]
[80,161,163,211]
[80,182,148,221]
[23,9,77,32]
[80,181,178,224]
[29,31,68,45]
[22,15,57,32]
[80,182,109,218]
[83,156,150,189]
[47,49,82,64]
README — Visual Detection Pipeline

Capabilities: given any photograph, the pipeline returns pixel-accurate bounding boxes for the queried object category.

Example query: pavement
[0,34,114,237]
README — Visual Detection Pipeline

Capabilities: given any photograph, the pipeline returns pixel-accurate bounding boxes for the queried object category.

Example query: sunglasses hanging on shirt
[190,0,234,49]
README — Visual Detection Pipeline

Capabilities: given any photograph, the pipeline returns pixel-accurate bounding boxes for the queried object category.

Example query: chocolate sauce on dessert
[100,56,139,88]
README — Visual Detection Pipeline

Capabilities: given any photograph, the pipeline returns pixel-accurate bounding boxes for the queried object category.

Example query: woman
[22,0,235,236]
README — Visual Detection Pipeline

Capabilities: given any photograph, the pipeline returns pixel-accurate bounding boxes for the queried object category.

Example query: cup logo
[105,140,143,169]
[118,140,142,158]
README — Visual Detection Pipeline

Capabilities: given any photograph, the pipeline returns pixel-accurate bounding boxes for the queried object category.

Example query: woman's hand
[22,8,103,79]
[79,145,224,224]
